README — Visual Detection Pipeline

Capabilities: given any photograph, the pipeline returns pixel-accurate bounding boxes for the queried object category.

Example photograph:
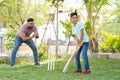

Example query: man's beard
[28,26,33,29]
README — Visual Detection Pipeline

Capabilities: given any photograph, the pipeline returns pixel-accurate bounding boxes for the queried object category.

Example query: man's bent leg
[25,40,39,65]
[10,36,22,66]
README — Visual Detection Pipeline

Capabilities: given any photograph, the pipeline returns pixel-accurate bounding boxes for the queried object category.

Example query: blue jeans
[10,36,39,66]
[75,42,90,70]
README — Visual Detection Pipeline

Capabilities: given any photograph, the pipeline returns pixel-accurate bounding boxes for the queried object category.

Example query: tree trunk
[85,0,105,53]
[55,0,59,57]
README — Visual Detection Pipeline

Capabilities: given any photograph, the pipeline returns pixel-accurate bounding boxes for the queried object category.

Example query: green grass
[0,58,120,80]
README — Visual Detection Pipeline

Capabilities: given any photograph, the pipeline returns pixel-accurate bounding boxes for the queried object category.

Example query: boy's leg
[10,36,22,66]
[25,40,39,65]
[75,47,82,70]
[82,42,90,70]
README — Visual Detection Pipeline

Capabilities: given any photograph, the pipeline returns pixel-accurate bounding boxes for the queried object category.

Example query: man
[10,18,40,67]
[70,12,91,74]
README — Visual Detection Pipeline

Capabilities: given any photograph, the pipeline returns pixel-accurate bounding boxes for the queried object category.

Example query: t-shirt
[16,24,37,37]
[72,22,89,42]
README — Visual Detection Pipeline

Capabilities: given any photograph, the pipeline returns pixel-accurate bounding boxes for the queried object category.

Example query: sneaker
[74,69,82,73]
[10,65,14,68]
[35,63,42,67]
[83,70,91,74]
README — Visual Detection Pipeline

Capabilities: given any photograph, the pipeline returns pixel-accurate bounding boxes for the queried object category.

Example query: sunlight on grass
[0,58,120,80]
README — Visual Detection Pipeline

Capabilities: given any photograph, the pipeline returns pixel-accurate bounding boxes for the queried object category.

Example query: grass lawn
[0,58,120,80]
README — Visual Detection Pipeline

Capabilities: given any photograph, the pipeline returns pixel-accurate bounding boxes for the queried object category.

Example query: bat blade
[63,51,77,73]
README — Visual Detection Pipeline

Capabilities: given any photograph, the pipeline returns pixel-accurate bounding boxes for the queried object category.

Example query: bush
[38,43,48,61]
[100,32,120,53]
[4,28,18,50]
[0,57,10,64]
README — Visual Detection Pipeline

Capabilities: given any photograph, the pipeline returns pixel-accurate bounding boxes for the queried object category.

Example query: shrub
[0,57,10,64]
[100,32,120,53]
[4,28,18,50]
[38,43,48,61]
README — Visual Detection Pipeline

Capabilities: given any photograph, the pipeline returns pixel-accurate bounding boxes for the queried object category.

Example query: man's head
[27,18,34,29]
[70,12,78,24]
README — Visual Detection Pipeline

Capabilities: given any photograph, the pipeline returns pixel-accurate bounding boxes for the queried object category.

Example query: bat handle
[76,46,81,51]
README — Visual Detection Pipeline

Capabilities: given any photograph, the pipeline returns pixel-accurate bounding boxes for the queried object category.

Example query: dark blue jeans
[75,42,90,70]
[10,36,39,66]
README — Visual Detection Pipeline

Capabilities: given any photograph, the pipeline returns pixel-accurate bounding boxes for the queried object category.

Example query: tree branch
[92,0,105,28]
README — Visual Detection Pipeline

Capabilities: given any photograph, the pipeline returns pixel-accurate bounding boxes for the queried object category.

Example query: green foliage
[84,19,92,38]
[0,57,10,64]
[38,43,48,61]
[110,2,120,23]
[4,28,18,50]
[0,0,50,28]
[98,23,120,35]
[60,20,73,38]
[100,32,120,53]
[46,0,64,5]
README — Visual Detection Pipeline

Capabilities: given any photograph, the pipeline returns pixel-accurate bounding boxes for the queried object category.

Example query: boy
[70,12,91,74]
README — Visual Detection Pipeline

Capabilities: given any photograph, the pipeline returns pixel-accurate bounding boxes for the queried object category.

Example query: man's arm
[34,26,39,38]
[18,33,34,41]
[34,31,39,38]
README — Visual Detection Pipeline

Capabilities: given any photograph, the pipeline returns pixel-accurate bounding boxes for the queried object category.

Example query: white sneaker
[10,65,14,68]
[35,64,42,67]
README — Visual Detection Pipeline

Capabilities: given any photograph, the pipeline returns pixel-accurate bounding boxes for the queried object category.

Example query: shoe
[83,70,91,74]
[74,69,82,73]
[10,64,14,68]
[35,63,42,67]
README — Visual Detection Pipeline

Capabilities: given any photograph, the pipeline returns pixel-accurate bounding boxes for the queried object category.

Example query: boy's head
[70,11,78,24]
[27,18,34,29]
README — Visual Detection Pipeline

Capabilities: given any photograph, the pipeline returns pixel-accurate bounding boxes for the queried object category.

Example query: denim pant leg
[24,40,39,65]
[81,42,90,70]
[75,47,82,69]
[10,36,22,65]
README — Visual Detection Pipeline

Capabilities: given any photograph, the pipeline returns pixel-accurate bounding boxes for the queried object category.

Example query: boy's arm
[78,29,84,47]
[74,36,79,46]
[72,34,79,46]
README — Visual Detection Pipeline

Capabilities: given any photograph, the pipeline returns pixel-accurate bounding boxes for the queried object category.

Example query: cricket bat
[63,47,81,73]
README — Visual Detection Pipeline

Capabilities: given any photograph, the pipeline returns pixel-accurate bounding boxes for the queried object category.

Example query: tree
[0,0,50,28]
[111,1,120,23]
[46,0,64,56]
[83,0,109,52]
[60,20,73,54]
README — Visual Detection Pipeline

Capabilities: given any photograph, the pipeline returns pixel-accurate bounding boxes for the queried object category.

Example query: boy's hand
[77,42,82,49]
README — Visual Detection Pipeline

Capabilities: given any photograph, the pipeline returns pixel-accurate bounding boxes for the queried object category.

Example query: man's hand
[30,32,35,38]
[34,32,39,38]
[30,33,35,39]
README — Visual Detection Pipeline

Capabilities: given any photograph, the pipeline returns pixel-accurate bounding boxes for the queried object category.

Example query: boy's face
[70,15,78,24]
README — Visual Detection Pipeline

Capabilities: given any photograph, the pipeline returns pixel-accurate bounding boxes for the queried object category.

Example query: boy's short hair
[70,11,78,17]
[27,18,34,22]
